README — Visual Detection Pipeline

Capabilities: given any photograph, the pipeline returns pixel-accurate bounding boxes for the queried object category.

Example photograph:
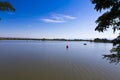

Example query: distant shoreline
[0,37,92,41]
[0,37,112,43]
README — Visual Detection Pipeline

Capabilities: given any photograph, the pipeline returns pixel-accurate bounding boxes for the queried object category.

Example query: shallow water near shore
[0,40,120,80]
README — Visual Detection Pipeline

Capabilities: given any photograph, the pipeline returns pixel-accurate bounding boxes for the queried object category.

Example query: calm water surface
[0,40,120,80]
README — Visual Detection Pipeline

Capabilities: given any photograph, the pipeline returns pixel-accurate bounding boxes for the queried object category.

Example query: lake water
[0,40,120,80]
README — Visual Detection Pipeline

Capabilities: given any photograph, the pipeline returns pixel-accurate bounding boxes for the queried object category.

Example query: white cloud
[63,15,76,19]
[41,19,65,23]
[53,14,76,20]
[41,13,76,23]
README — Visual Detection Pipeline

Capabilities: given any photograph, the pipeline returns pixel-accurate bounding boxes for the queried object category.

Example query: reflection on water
[0,40,120,80]
[103,53,120,65]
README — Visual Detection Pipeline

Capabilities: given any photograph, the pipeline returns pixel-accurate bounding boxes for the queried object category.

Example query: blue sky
[0,0,118,39]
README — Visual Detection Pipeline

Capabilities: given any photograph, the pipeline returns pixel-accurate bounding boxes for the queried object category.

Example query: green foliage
[0,1,15,12]
[94,38,111,43]
[91,0,120,58]
[91,0,117,12]
[112,34,120,46]
[91,0,120,32]
[111,35,120,54]
[0,1,15,20]
[103,53,120,64]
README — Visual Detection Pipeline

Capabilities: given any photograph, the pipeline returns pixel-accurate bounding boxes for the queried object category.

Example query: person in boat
[66,45,69,48]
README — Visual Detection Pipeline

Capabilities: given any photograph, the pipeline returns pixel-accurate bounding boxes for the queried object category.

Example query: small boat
[66,45,69,48]
[83,43,87,45]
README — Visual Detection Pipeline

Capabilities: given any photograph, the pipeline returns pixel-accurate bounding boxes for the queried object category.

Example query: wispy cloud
[41,13,76,23]
[53,14,76,20]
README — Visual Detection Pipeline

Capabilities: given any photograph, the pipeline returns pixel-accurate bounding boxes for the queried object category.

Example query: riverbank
[0,37,112,43]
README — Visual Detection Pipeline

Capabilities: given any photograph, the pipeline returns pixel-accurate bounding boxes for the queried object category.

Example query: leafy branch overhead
[91,0,120,33]
[91,0,120,61]
[0,1,15,12]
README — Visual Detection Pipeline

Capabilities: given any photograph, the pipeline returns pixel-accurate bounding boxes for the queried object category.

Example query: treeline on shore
[0,37,113,43]
[93,38,112,43]
[0,37,92,41]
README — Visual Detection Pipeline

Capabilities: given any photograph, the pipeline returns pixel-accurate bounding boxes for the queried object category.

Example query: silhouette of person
[66,45,69,49]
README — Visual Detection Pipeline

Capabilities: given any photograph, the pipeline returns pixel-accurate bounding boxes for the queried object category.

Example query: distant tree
[0,1,15,20]
[94,38,111,43]
[91,0,120,54]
